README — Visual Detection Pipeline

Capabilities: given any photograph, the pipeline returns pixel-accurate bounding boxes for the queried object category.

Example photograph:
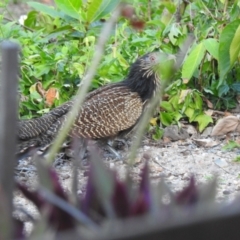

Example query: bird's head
[138,52,176,78]
[124,52,175,101]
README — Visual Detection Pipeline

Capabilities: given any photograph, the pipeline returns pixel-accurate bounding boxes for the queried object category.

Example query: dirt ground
[14,130,240,233]
[3,0,240,234]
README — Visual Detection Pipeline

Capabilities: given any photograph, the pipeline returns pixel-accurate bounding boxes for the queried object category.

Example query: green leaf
[234,156,240,162]
[160,112,173,126]
[232,83,240,93]
[92,0,120,22]
[55,0,82,19]
[184,107,195,122]
[203,38,219,60]
[193,91,203,110]
[218,84,229,97]
[194,114,213,132]
[172,112,182,122]
[161,101,174,112]
[223,140,240,151]
[152,125,164,140]
[169,95,180,110]
[28,2,62,18]
[86,0,103,23]
[230,25,240,65]
[182,42,206,79]
[218,19,240,84]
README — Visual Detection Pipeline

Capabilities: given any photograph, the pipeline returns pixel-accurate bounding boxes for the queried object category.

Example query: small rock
[223,190,231,195]
[201,126,213,137]
[182,173,190,180]
[214,158,228,167]
[109,162,115,169]
[61,173,70,180]
[159,172,166,178]
[163,125,189,141]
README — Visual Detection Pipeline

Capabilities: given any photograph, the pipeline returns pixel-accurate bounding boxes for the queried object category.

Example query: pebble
[109,162,115,169]
[61,173,70,180]
[214,158,228,167]
[223,190,231,195]
[182,173,190,180]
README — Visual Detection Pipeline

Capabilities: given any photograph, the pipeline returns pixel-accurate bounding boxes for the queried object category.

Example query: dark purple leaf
[16,182,44,209]
[14,219,25,239]
[48,168,68,201]
[139,162,151,208]
[175,176,198,206]
[112,179,130,218]
[130,193,148,216]
[80,166,105,221]
[17,168,75,232]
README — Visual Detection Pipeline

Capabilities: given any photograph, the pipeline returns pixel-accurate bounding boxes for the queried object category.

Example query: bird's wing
[72,86,143,139]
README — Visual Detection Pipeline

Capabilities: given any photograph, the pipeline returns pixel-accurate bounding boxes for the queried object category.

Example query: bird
[17,52,172,158]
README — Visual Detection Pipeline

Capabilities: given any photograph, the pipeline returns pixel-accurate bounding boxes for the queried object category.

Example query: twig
[45,5,123,165]
[3,17,34,32]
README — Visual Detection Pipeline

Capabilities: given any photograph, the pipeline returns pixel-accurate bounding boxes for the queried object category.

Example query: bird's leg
[112,138,129,151]
[105,144,121,160]
[105,140,122,160]
[70,137,88,161]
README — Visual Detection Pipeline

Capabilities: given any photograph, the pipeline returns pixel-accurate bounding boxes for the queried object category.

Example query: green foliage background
[1,0,240,135]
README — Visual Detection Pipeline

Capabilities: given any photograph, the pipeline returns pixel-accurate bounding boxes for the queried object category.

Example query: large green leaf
[161,101,174,112]
[55,0,82,19]
[218,19,240,83]
[194,114,213,132]
[160,112,173,126]
[230,25,240,65]
[203,38,219,60]
[182,42,206,80]
[27,2,62,18]
[91,0,120,22]
[86,0,103,23]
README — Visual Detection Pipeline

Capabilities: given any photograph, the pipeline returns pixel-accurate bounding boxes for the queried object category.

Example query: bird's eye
[149,55,155,62]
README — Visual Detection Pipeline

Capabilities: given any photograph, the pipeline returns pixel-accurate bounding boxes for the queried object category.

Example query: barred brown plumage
[17,52,170,156]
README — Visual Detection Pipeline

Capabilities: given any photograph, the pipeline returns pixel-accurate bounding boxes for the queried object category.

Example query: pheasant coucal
[17,52,172,156]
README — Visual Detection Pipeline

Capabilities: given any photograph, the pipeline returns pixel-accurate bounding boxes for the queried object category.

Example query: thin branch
[45,5,123,165]
[3,17,34,32]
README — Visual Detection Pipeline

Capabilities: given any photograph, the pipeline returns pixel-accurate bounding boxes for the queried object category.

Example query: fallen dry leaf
[204,109,214,116]
[193,138,219,147]
[224,111,232,117]
[179,89,192,103]
[205,98,214,109]
[211,116,240,136]
[45,88,59,107]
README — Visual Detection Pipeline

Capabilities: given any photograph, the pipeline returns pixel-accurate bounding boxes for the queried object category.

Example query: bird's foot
[105,144,122,160]
[112,138,129,151]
